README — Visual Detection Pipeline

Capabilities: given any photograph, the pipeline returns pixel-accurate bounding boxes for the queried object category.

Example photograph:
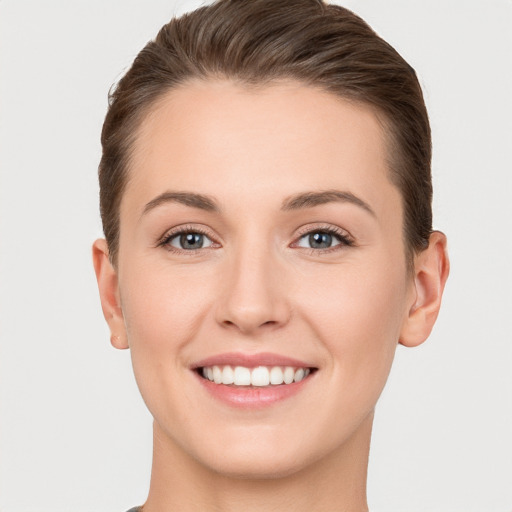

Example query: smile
[200,365,312,387]
[192,353,317,407]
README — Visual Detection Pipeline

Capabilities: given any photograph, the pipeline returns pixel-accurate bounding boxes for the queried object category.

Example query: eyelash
[292,225,355,254]
[157,225,219,254]
[157,224,354,254]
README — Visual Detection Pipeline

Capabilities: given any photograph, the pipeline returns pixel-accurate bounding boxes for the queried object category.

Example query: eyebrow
[141,189,375,217]
[281,190,376,216]
[142,191,219,216]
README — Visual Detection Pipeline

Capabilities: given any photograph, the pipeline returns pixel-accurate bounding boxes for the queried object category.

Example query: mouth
[197,364,316,387]
[191,353,318,407]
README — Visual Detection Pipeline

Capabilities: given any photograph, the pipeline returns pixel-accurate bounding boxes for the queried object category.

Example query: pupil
[309,232,332,249]
[181,233,203,249]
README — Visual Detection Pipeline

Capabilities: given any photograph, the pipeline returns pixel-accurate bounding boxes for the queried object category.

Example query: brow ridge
[281,189,375,216]
[142,191,219,216]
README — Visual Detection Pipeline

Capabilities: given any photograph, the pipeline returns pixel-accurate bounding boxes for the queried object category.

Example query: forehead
[125,80,399,217]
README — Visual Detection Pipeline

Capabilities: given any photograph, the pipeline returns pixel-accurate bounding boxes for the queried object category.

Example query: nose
[215,246,291,335]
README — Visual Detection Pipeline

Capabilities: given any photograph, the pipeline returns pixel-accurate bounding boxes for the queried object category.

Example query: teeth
[212,366,222,384]
[221,365,234,385]
[283,366,295,384]
[251,366,270,386]
[200,365,312,387]
[294,368,305,382]
[270,366,284,385]
[233,366,251,386]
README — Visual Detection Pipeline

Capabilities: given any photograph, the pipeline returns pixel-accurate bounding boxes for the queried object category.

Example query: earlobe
[399,231,450,347]
[92,239,129,350]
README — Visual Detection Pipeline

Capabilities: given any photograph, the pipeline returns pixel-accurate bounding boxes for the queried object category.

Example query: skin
[93,81,449,512]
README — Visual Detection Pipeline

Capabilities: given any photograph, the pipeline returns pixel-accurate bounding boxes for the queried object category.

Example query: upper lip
[191,352,316,369]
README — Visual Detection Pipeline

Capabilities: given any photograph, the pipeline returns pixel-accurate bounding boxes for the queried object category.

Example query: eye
[297,231,340,249]
[294,227,353,251]
[166,231,214,250]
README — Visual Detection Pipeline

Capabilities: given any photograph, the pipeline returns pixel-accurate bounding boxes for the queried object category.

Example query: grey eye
[297,231,341,249]
[170,232,213,250]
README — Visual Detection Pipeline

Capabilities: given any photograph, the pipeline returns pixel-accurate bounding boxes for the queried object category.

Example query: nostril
[221,318,280,332]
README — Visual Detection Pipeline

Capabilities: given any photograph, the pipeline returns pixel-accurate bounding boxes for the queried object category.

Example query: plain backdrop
[1,1,511,511]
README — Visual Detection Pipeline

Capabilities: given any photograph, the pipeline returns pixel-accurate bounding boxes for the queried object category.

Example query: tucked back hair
[99,0,432,265]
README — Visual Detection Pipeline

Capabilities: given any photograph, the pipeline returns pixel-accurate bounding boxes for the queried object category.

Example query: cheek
[121,262,216,342]
[295,256,408,395]
[118,262,219,400]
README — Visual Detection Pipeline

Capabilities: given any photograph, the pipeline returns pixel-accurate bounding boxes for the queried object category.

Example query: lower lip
[195,372,312,409]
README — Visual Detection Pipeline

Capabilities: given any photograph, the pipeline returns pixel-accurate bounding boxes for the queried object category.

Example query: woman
[93,1,449,510]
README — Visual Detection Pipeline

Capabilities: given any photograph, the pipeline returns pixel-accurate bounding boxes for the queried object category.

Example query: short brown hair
[99,0,432,265]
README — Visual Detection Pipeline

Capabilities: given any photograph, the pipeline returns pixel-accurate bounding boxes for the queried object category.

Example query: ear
[399,231,450,347]
[92,239,129,349]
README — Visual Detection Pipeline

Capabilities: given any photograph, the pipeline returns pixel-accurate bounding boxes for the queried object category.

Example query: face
[101,81,419,477]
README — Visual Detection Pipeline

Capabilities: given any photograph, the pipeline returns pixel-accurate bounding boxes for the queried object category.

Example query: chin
[199,448,313,480]
[182,424,343,481]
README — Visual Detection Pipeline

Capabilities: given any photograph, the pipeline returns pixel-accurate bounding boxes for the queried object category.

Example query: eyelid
[156,223,221,249]
[291,223,355,250]
[293,223,354,241]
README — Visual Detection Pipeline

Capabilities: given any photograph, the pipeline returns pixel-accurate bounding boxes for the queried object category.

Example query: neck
[143,413,373,512]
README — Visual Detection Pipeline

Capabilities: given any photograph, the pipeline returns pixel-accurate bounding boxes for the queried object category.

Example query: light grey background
[1,1,511,511]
